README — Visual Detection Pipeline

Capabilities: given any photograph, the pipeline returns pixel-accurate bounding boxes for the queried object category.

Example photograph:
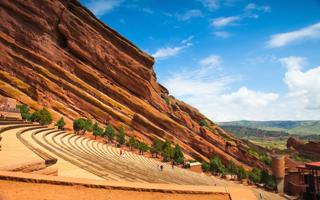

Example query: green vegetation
[17,105,52,125]
[150,138,163,158]
[219,120,320,136]
[209,156,226,175]
[248,167,262,183]
[249,139,287,150]
[104,124,115,143]
[30,108,52,125]
[55,117,65,130]
[292,154,312,162]
[227,161,238,175]
[237,166,247,180]
[173,144,184,164]
[261,170,277,190]
[199,119,208,127]
[92,122,103,139]
[127,136,138,150]
[138,142,149,155]
[221,125,288,138]
[116,127,126,146]
[161,140,174,162]
[17,104,31,121]
[248,148,271,167]
[73,118,86,134]
[201,161,210,172]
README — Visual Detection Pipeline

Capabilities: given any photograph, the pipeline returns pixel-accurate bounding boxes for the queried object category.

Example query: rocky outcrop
[0,0,268,169]
[287,137,320,159]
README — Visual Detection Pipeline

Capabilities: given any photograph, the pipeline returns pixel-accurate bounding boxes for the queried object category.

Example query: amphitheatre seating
[0,119,216,185]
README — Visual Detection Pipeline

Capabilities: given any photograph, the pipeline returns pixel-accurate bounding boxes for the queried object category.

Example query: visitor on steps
[120,149,123,157]
[160,165,163,172]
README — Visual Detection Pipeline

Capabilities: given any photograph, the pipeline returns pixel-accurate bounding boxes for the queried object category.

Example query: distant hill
[219,120,320,136]
[221,125,289,138]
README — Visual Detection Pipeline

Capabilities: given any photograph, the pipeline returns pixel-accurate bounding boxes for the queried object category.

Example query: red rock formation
[287,137,320,159]
[0,0,268,170]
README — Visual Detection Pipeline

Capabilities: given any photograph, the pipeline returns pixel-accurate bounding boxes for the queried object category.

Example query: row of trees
[72,118,126,146]
[17,105,53,125]
[202,156,276,190]
[72,118,185,164]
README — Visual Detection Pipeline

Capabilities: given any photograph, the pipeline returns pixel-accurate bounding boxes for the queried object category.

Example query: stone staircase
[0,120,216,185]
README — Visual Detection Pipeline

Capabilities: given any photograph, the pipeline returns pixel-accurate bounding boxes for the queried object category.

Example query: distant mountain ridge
[219,120,320,136]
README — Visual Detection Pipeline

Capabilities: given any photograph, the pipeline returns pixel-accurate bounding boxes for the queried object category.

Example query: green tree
[173,144,184,164]
[17,104,31,121]
[92,122,103,140]
[150,138,163,158]
[209,156,226,175]
[237,166,247,181]
[84,118,93,132]
[201,162,210,172]
[55,117,65,130]
[116,127,126,146]
[73,118,86,134]
[248,167,261,184]
[30,108,52,125]
[104,124,115,143]
[138,142,149,155]
[161,140,173,162]
[127,136,136,150]
[227,161,238,175]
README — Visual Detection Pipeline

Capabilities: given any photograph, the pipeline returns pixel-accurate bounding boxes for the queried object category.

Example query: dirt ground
[0,180,230,200]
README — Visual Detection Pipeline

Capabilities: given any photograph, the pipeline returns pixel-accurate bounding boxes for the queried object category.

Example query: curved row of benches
[1,122,216,185]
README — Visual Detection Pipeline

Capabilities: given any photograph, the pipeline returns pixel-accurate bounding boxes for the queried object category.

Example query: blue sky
[80,0,320,121]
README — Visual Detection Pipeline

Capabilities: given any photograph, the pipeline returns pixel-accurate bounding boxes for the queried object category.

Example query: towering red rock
[0,0,268,169]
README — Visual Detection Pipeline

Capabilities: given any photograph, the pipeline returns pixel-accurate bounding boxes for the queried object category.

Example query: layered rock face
[0,0,267,169]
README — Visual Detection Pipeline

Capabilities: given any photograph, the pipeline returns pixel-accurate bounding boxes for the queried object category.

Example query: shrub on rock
[73,118,86,134]
[93,122,103,139]
[30,108,52,125]
[55,117,65,130]
[17,104,31,121]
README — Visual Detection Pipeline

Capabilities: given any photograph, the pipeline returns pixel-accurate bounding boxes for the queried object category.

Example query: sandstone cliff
[0,0,268,169]
[287,137,320,160]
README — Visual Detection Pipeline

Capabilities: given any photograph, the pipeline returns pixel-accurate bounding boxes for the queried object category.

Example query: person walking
[160,165,163,172]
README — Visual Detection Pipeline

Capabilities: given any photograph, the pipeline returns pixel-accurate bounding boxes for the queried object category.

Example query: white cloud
[213,31,231,38]
[164,57,235,97]
[281,56,320,110]
[181,36,194,44]
[246,54,278,65]
[142,8,154,14]
[222,87,279,107]
[245,3,271,13]
[85,0,123,16]
[152,38,193,59]
[177,9,203,21]
[279,56,307,71]
[162,55,320,121]
[211,16,241,28]
[267,22,320,48]
[200,0,220,11]
[200,55,222,69]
